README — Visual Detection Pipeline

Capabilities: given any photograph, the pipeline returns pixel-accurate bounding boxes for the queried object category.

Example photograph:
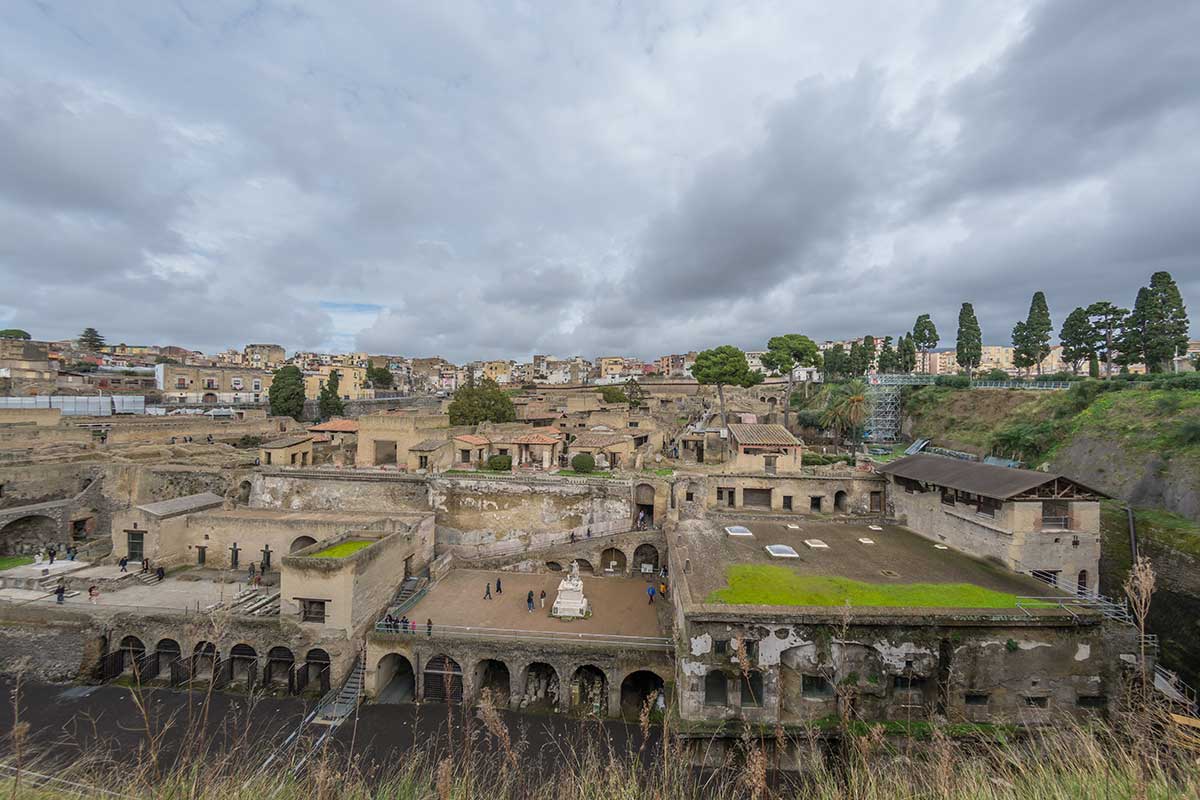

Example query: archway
[237,481,252,505]
[192,641,217,680]
[600,547,627,575]
[474,658,511,706]
[424,654,463,704]
[0,515,59,555]
[834,490,848,513]
[202,392,217,404]
[290,536,317,554]
[119,636,146,674]
[571,665,608,716]
[619,670,665,718]
[545,561,563,572]
[634,483,656,528]
[230,644,258,684]
[1076,570,1089,596]
[376,653,416,703]
[155,639,181,674]
[633,544,660,575]
[266,646,295,686]
[304,648,332,692]
[574,559,594,575]
[521,662,560,711]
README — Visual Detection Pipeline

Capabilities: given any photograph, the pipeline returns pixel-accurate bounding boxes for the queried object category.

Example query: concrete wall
[0,408,62,427]
[252,471,430,513]
[702,473,885,515]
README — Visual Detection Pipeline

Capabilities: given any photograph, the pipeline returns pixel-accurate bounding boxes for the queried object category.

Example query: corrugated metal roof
[877,453,1105,500]
[261,435,314,449]
[727,423,800,447]
[137,492,224,517]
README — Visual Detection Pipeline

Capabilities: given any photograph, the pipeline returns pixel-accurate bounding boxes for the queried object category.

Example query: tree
[760,334,820,431]
[624,378,648,409]
[821,344,848,381]
[876,336,897,373]
[955,303,982,374]
[154,355,179,364]
[862,335,876,372]
[1139,271,1190,371]
[268,366,306,420]
[1086,301,1128,377]
[0,329,30,340]
[692,345,763,429]
[318,369,346,419]
[897,334,917,374]
[366,366,393,389]
[447,378,516,425]
[1013,292,1053,375]
[598,385,628,404]
[911,314,939,372]
[821,379,872,447]
[570,453,595,473]
[1059,306,1098,375]
[848,341,869,377]
[78,327,105,351]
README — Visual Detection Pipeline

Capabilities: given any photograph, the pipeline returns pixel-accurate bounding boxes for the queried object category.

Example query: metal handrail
[373,621,672,649]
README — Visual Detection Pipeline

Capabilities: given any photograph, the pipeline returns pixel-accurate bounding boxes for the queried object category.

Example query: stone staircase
[314,654,364,725]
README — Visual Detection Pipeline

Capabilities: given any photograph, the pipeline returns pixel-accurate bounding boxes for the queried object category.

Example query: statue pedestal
[552,561,590,619]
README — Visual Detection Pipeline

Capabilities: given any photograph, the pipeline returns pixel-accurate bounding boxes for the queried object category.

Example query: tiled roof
[261,435,314,449]
[569,431,632,448]
[510,433,561,445]
[454,434,490,446]
[727,423,800,447]
[308,419,359,433]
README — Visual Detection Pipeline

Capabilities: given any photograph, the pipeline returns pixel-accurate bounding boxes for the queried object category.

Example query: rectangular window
[685,491,694,502]
[704,672,728,706]
[977,497,1000,517]
[782,495,793,511]
[460,449,471,462]
[1024,696,1049,708]
[629,421,638,428]
[810,496,823,512]
[941,488,955,506]
[176,377,187,388]
[419,455,429,469]
[252,380,262,391]
[714,639,729,655]
[764,455,777,474]
[498,448,509,456]
[300,599,327,623]
[965,692,989,706]
[741,672,763,707]
[801,674,834,697]
[894,676,926,690]
[1076,695,1107,708]
[869,491,883,512]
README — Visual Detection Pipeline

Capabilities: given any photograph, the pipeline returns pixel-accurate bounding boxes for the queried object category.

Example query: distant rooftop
[136,492,224,518]
[260,435,313,449]
[877,453,1106,501]
[728,423,799,447]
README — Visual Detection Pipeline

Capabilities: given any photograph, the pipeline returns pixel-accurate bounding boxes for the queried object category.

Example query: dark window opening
[741,671,763,707]
[1024,696,1049,708]
[894,675,926,691]
[810,496,823,512]
[704,671,727,706]
[301,599,327,623]
[1077,695,1107,708]
[782,495,793,511]
[869,491,883,512]
[965,692,989,706]
[802,674,834,698]
[685,491,694,502]
[714,639,729,655]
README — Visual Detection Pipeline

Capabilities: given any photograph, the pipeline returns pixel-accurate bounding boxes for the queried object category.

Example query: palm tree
[821,379,872,446]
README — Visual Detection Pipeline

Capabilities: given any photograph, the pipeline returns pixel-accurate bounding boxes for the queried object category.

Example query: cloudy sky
[1,1,1197,362]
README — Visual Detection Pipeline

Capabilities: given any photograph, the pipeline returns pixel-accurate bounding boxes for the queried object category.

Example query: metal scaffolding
[864,384,901,443]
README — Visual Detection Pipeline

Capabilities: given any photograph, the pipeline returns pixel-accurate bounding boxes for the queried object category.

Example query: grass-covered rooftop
[308,539,373,558]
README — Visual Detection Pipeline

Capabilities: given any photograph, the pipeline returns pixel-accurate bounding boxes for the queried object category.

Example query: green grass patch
[0,555,33,571]
[555,469,614,478]
[308,540,372,558]
[444,469,514,476]
[705,564,1032,608]
[642,468,674,476]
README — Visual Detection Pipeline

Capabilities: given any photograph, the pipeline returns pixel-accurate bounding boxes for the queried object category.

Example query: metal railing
[372,621,672,650]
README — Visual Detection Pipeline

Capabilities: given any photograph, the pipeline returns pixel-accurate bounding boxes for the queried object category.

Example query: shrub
[236,435,263,448]
[934,375,970,389]
[983,368,1010,381]
[598,386,628,404]
[486,454,512,471]
[570,453,595,473]
[1034,371,1080,382]
[1172,418,1200,447]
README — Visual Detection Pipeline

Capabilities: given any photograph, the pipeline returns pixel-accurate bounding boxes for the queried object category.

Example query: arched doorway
[119,636,146,674]
[834,490,848,513]
[633,544,660,575]
[230,644,258,684]
[304,648,332,693]
[0,515,59,555]
[376,653,416,703]
[634,484,656,529]
[546,561,563,572]
[574,559,594,575]
[424,654,463,704]
[290,536,317,554]
[1077,570,1089,595]
[619,670,665,718]
[521,662,559,711]
[155,639,181,674]
[571,665,608,716]
[600,547,627,575]
[202,392,217,404]
[237,481,252,505]
[474,658,511,706]
[192,641,217,680]
[266,646,294,686]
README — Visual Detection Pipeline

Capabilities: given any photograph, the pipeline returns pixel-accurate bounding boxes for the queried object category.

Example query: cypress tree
[877,336,896,373]
[955,303,982,374]
[912,314,939,372]
[1059,306,1097,375]
[1145,270,1190,371]
[1013,292,1053,375]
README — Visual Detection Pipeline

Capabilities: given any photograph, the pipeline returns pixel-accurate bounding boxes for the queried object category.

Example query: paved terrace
[682,519,1067,615]
[384,568,669,641]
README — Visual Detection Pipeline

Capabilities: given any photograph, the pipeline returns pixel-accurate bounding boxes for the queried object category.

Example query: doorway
[126,531,144,562]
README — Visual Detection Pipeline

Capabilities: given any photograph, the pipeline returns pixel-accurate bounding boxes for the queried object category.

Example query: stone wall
[252,470,429,513]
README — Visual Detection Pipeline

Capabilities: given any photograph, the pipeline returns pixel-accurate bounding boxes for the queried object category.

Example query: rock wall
[252,471,429,512]
[1051,433,1200,521]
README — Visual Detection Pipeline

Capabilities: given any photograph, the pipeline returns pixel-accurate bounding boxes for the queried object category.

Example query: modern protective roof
[136,492,224,518]
[307,419,359,433]
[261,435,314,449]
[727,423,800,447]
[409,438,451,452]
[877,453,1105,500]
[568,431,632,448]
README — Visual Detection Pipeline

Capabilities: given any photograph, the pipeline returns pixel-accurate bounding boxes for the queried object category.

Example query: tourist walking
[47,547,56,565]
[118,556,128,573]
[495,577,502,595]
[248,562,256,582]
[484,583,492,600]
[156,566,165,582]
[426,619,433,637]
[88,585,99,605]
[539,589,546,609]
[526,590,535,613]
[646,584,656,604]
[54,580,65,604]
[659,581,667,599]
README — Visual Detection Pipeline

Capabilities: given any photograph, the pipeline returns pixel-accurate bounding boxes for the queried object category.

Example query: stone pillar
[606,671,621,719]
